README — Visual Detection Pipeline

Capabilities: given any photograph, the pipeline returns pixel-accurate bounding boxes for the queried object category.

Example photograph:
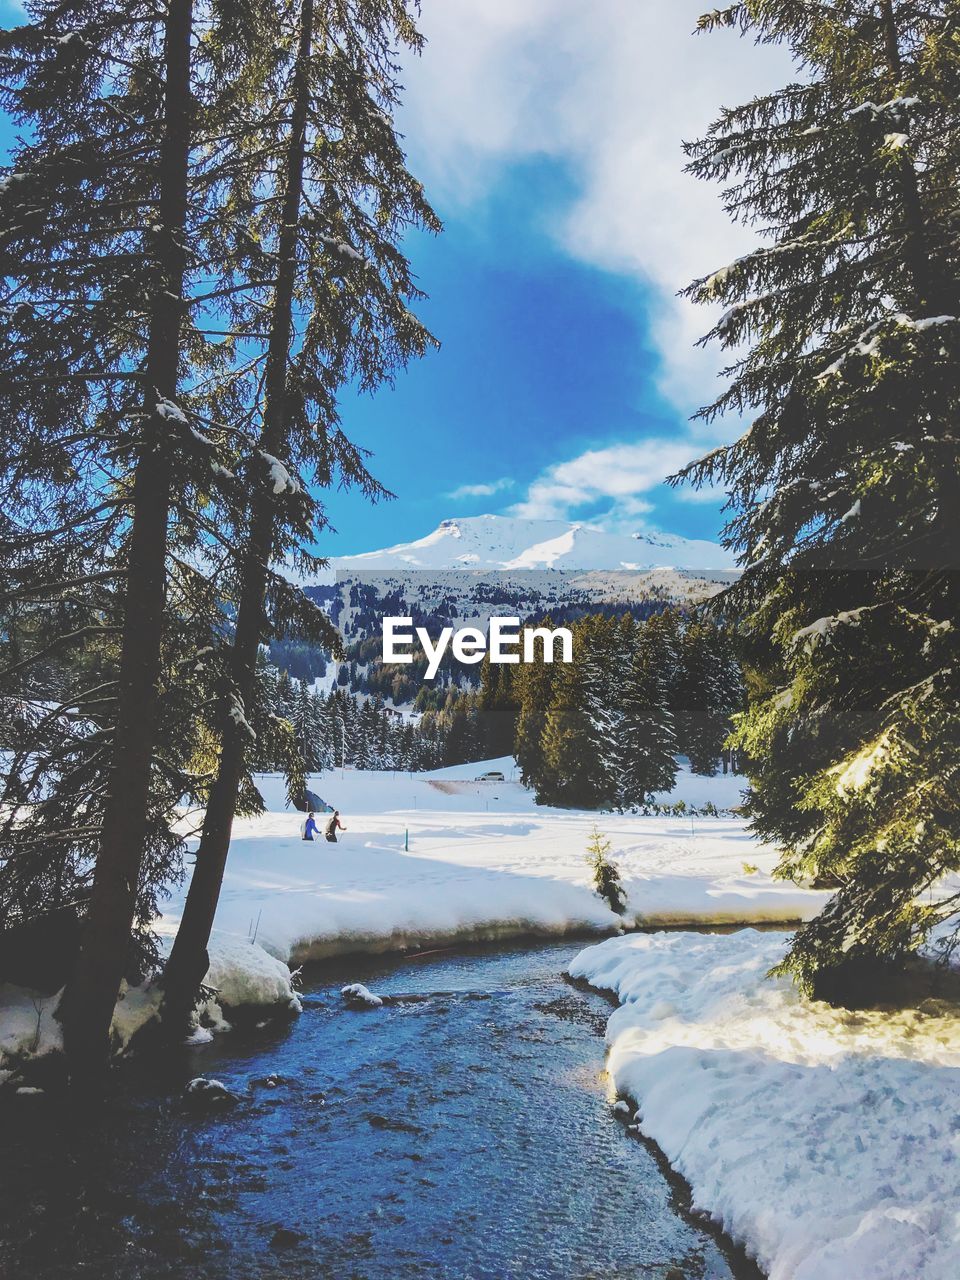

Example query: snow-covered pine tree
[353,698,377,771]
[310,687,335,774]
[275,669,297,721]
[618,618,679,808]
[290,682,316,770]
[679,2,960,990]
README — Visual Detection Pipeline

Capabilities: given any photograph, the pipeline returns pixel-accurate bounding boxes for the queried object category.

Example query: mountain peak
[330,514,734,573]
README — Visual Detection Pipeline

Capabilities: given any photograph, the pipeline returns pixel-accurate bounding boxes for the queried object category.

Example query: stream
[0,939,760,1280]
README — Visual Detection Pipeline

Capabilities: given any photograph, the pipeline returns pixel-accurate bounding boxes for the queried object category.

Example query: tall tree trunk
[62,0,194,1090]
[160,0,316,1036]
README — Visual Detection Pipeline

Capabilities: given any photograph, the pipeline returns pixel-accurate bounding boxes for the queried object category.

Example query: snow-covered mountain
[330,514,734,573]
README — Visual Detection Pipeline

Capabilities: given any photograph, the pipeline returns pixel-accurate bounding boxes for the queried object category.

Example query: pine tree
[540,617,617,809]
[160,0,437,1034]
[477,654,519,759]
[674,620,742,775]
[0,0,271,1085]
[514,622,561,788]
[618,619,678,807]
[586,826,626,914]
[680,2,960,990]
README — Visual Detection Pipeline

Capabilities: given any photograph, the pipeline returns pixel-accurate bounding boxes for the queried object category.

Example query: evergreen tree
[514,623,561,789]
[477,654,519,759]
[0,0,268,1085]
[674,621,742,775]
[161,0,437,1033]
[540,617,617,809]
[586,826,626,914]
[618,619,679,807]
[680,1,960,989]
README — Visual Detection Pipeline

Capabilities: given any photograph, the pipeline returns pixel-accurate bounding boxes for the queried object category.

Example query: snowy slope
[328,514,735,572]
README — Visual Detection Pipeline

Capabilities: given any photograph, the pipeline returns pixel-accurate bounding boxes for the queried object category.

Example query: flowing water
[0,939,760,1280]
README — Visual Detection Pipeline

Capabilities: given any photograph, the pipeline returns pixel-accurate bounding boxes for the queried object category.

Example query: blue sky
[1,2,788,558]
[326,157,723,554]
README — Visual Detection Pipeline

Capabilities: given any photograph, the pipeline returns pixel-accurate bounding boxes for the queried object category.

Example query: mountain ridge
[323,513,734,575]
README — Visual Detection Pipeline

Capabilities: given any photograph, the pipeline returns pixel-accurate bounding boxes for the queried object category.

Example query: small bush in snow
[586,827,626,914]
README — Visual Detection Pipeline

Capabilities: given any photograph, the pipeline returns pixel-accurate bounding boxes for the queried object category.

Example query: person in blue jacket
[302,811,318,841]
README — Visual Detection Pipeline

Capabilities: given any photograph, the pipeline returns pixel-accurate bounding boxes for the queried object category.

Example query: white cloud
[403,1,791,415]
[447,477,515,500]
[510,439,694,523]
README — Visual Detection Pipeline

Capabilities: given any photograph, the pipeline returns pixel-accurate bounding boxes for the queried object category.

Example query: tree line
[252,608,744,794]
[477,611,743,810]
[252,670,481,774]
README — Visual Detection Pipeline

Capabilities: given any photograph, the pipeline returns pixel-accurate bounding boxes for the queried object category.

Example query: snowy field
[159,757,828,964]
[570,929,960,1280]
[4,756,829,1080]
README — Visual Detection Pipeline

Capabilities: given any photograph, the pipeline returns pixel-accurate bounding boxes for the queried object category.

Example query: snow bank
[0,935,299,1083]
[568,929,960,1280]
[202,935,301,1013]
[160,758,825,965]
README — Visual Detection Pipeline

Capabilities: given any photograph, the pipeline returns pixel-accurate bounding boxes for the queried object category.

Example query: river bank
[0,940,760,1280]
[571,929,960,1280]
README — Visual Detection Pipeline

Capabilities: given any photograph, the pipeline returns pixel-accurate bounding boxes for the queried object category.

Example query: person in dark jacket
[325,810,347,843]
[302,812,318,841]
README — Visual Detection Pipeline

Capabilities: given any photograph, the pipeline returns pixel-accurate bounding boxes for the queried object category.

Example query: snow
[325,514,735,573]
[912,315,956,331]
[318,234,367,265]
[157,758,826,969]
[3,758,827,1081]
[0,984,62,1084]
[226,692,255,739]
[155,397,189,425]
[791,607,869,652]
[184,1025,215,1045]
[569,928,960,1280]
[202,934,301,1012]
[259,450,301,496]
[848,97,919,119]
[818,313,956,380]
[839,498,861,523]
[0,934,299,1080]
[341,982,384,1008]
[831,731,892,796]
